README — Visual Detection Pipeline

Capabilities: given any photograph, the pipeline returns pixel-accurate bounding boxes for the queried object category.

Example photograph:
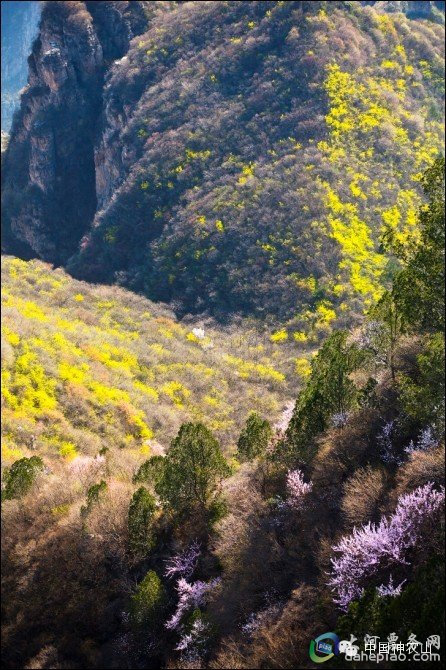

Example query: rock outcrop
[1,1,153,263]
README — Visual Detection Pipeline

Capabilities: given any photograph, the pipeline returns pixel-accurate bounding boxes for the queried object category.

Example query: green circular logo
[309,632,339,663]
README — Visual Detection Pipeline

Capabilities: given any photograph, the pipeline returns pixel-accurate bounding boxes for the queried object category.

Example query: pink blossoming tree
[286,469,313,509]
[165,577,221,631]
[164,541,201,579]
[328,482,445,610]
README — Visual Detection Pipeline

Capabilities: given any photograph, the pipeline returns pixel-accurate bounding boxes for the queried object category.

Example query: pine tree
[128,486,157,556]
[156,423,229,515]
[237,412,272,461]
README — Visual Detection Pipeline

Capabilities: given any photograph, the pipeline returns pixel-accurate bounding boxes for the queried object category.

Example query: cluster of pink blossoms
[164,541,201,579]
[328,482,445,610]
[165,577,221,631]
[163,542,220,632]
[286,469,313,509]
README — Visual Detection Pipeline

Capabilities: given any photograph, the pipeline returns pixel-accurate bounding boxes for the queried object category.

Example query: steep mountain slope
[0,254,293,669]
[1,1,168,263]
[2,1,444,324]
[1,160,444,670]
[1,1,40,131]
[1,255,295,465]
[1,1,444,663]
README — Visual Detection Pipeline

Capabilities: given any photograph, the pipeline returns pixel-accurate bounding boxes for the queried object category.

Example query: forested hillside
[2,1,444,324]
[1,2,445,669]
[1,255,296,460]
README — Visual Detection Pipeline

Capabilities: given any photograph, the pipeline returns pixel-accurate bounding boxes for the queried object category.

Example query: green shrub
[2,456,44,500]
[130,570,166,629]
[156,423,230,516]
[208,496,228,525]
[237,412,272,462]
[398,333,445,429]
[367,291,404,380]
[86,480,107,506]
[128,486,157,556]
[81,480,107,517]
[284,331,364,463]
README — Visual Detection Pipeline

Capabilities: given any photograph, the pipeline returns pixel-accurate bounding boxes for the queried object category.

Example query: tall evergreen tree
[128,486,157,556]
[156,423,229,515]
[393,157,445,333]
[237,412,272,462]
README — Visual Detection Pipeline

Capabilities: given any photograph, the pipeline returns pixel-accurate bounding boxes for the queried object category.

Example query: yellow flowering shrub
[161,381,191,407]
[89,381,130,405]
[1,256,292,457]
[59,441,78,461]
[270,330,288,343]
[293,331,308,343]
[295,358,312,378]
[2,346,57,415]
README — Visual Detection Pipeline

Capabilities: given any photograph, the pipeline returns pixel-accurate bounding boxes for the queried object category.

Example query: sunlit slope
[1,256,297,469]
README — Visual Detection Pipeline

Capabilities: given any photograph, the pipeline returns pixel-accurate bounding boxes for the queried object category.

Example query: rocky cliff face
[1,1,157,263]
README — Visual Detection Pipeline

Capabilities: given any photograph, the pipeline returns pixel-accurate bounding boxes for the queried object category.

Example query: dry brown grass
[24,645,75,669]
[210,585,328,670]
[312,409,381,486]
[213,464,266,576]
[394,446,445,499]
[341,465,388,526]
